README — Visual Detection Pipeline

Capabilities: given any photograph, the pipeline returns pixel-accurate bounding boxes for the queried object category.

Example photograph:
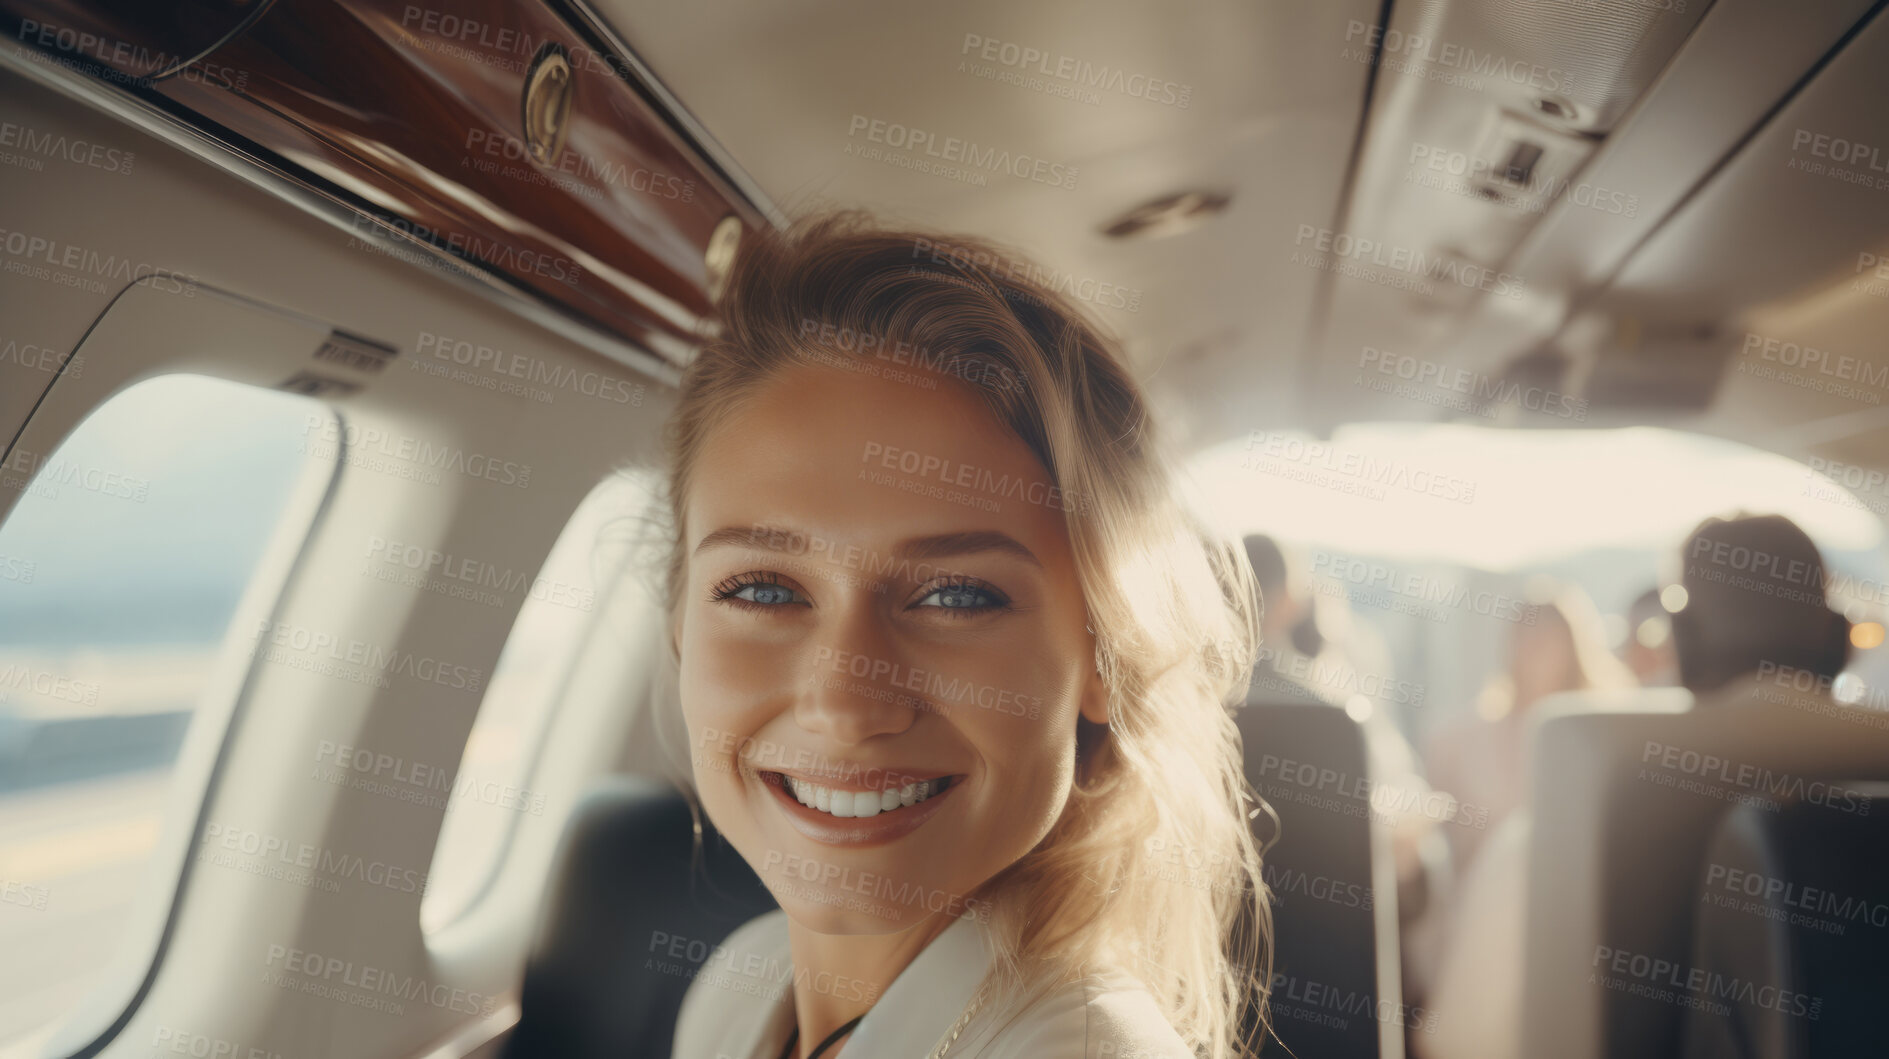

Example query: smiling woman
[657,212,1272,1059]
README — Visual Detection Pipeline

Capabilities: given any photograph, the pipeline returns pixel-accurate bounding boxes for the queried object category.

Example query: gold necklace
[925,984,990,1059]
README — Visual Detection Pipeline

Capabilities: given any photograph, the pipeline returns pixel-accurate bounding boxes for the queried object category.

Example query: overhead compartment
[0,0,768,363]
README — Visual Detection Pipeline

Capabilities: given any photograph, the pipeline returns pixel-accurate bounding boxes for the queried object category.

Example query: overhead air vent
[1456,0,1717,134]
[1464,108,1598,214]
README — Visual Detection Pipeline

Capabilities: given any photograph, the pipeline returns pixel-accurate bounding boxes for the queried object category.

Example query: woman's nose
[793,608,918,746]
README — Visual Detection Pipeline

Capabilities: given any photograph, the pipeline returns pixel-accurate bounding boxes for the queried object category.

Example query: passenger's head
[1500,584,1634,713]
[1243,533,1302,642]
[662,212,1268,1053]
[1621,586,1678,687]
[1669,514,1851,695]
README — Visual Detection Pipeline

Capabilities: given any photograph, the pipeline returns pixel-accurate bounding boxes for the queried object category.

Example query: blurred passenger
[1620,586,1680,687]
[1238,536,1443,955]
[1417,515,1856,1059]
[1669,514,1850,696]
[1423,585,1633,870]
[1242,534,1326,707]
[1665,514,1856,1059]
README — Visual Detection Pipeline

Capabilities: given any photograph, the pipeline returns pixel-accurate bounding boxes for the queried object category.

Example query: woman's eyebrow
[896,530,1042,568]
[693,525,1042,568]
[693,525,792,554]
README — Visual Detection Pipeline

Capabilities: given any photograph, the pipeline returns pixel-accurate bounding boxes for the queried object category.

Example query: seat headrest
[506,775,777,1059]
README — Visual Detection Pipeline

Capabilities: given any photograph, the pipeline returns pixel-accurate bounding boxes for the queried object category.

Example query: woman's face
[1509,613,1577,707]
[676,362,1106,934]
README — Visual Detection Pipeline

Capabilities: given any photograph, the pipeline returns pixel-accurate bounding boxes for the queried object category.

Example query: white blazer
[670,909,1194,1058]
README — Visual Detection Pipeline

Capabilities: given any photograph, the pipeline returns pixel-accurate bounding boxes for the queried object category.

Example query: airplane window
[0,375,333,1050]
[420,466,662,934]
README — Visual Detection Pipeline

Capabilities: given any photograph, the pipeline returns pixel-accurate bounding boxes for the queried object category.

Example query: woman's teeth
[782,775,950,819]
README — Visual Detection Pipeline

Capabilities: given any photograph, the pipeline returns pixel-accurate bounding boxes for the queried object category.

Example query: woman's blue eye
[917,583,1003,610]
[735,582,799,605]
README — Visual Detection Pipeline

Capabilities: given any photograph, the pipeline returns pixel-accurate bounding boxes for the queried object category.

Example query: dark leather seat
[504,775,777,1059]
[1680,786,1889,1059]
[1522,694,1889,1059]
[1235,697,1402,1059]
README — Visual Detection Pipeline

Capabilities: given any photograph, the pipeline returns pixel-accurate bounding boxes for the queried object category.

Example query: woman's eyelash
[706,572,1011,614]
[707,571,806,607]
[912,577,1011,613]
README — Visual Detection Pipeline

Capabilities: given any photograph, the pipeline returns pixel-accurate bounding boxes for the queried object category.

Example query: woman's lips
[756,768,963,847]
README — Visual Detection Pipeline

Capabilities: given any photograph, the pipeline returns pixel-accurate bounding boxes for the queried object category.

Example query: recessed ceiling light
[1101,190,1231,240]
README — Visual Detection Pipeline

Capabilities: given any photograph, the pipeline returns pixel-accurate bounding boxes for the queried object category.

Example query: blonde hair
[662,211,1272,1055]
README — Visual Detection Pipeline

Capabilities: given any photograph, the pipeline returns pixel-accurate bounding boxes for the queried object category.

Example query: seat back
[1237,698,1404,1059]
[504,775,777,1059]
[1680,787,1889,1059]
[1521,690,1889,1059]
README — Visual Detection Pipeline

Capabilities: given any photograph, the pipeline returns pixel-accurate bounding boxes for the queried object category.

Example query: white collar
[839,912,990,1055]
